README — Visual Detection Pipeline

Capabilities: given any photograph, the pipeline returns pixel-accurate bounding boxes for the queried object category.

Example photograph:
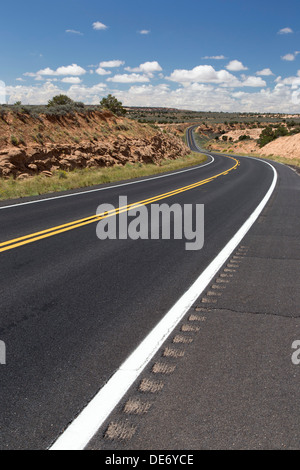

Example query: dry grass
[0,152,207,201]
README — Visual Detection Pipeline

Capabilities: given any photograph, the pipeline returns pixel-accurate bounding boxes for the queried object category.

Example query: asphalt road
[0,129,283,449]
[89,154,300,451]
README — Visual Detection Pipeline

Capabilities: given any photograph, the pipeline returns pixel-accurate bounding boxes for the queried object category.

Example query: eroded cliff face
[0,110,189,178]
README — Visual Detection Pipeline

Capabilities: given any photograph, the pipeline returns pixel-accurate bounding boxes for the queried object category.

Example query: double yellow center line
[0,156,239,253]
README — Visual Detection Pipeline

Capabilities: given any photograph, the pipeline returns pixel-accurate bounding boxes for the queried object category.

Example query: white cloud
[93,21,108,30]
[5,82,107,105]
[24,72,37,77]
[61,77,82,84]
[125,61,163,75]
[241,76,267,87]
[5,78,300,112]
[0,80,6,104]
[66,29,83,36]
[282,53,296,61]
[256,68,274,76]
[67,83,108,103]
[99,60,125,68]
[226,60,248,72]
[167,65,240,86]
[114,82,300,113]
[139,30,150,35]
[6,82,62,104]
[107,73,150,83]
[202,55,226,60]
[16,78,25,82]
[37,64,87,76]
[278,27,293,34]
[95,67,112,76]
[275,72,300,88]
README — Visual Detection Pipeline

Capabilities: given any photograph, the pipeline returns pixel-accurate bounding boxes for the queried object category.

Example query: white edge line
[0,156,214,211]
[49,158,277,451]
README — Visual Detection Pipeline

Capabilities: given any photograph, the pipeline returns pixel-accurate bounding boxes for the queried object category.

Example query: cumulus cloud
[125,61,162,75]
[282,53,296,61]
[113,82,300,113]
[99,60,125,68]
[241,76,267,87]
[0,80,6,104]
[138,30,150,35]
[107,73,150,83]
[67,83,108,103]
[278,27,293,34]
[226,60,248,72]
[256,68,274,76]
[4,78,300,112]
[5,82,107,105]
[93,21,108,30]
[36,64,87,77]
[275,72,300,88]
[61,77,82,84]
[95,67,112,76]
[166,65,240,86]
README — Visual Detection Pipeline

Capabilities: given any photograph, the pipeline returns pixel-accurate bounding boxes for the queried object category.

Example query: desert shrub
[74,101,85,109]
[289,126,300,135]
[239,134,250,141]
[258,126,288,147]
[58,170,68,179]
[10,135,18,146]
[100,94,126,116]
[32,133,44,145]
[44,104,76,116]
[48,95,74,107]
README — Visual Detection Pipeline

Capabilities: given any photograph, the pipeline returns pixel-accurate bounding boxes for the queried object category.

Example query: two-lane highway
[0,129,276,449]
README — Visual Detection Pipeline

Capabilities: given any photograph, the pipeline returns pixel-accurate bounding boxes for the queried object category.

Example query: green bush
[11,135,18,146]
[100,94,126,116]
[239,134,250,141]
[48,95,74,107]
[258,126,289,147]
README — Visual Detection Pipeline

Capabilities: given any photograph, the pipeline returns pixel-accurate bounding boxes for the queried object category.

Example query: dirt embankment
[258,133,300,159]
[0,110,189,179]
[196,123,300,162]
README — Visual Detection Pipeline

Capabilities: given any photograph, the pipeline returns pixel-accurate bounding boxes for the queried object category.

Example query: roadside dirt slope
[0,110,189,178]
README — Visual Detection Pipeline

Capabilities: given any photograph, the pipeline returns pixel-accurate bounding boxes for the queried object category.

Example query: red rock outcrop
[0,133,189,178]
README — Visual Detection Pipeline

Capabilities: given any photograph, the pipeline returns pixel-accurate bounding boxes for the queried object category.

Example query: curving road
[0,128,286,449]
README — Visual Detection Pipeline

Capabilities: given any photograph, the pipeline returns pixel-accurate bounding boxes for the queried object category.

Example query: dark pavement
[88,160,300,450]
[0,128,294,449]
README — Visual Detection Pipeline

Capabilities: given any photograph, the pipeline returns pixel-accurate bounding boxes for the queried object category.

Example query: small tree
[48,95,74,107]
[100,94,126,116]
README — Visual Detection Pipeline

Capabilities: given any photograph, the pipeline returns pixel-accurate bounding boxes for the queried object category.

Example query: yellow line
[0,156,239,253]
[0,176,214,247]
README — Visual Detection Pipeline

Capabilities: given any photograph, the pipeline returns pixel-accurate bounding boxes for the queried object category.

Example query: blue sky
[1,0,300,111]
